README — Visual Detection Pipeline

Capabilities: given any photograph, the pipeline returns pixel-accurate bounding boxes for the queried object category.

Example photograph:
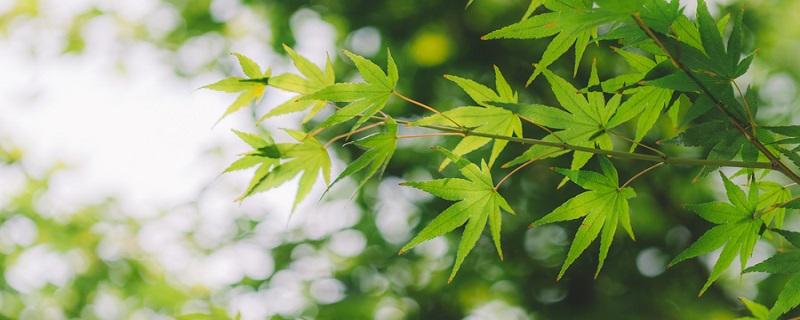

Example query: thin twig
[495,150,562,189]
[606,129,667,158]
[323,121,385,149]
[351,111,774,170]
[756,194,800,219]
[396,133,465,139]
[620,162,665,190]
[393,91,465,130]
[518,114,566,143]
[732,80,757,135]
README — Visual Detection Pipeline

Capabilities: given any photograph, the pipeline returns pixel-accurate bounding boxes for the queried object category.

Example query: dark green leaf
[744,252,800,275]
[671,172,764,295]
[768,274,800,320]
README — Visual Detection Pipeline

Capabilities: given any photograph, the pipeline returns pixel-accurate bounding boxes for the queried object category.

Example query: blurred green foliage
[2,0,800,319]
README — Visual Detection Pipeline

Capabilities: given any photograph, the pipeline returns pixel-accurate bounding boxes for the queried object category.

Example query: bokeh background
[1,0,800,319]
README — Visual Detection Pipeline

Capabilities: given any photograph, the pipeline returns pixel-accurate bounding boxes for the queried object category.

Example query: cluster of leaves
[204,0,800,318]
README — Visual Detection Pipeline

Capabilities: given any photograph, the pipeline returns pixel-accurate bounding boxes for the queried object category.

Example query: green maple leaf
[483,0,601,82]
[744,253,800,320]
[669,119,774,179]
[410,66,520,169]
[237,129,331,212]
[502,63,615,173]
[764,125,800,172]
[203,53,271,125]
[223,130,280,174]
[670,172,764,296]
[647,1,756,123]
[259,44,335,124]
[302,49,398,132]
[757,182,792,228]
[602,50,677,147]
[399,146,515,283]
[324,117,397,196]
[743,229,800,320]
[531,156,636,279]
[735,297,769,320]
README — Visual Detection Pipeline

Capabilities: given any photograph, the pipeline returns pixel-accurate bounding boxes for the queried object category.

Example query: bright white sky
[0,41,239,214]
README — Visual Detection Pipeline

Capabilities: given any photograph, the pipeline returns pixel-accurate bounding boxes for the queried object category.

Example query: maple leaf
[301,49,398,132]
[482,0,601,82]
[530,156,636,279]
[203,53,271,125]
[643,1,757,123]
[236,129,331,212]
[223,130,280,174]
[409,66,520,169]
[744,229,800,320]
[259,44,335,124]
[501,63,616,173]
[757,181,792,228]
[670,172,764,296]
[399,147,515,283]
[324,117,398,196]
[735,297,769,320]
[669,115,775,179]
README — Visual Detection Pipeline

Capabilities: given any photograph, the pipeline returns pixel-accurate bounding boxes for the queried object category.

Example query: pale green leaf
[738,297,769,320]
[238,129,331,212]
[215,86,266,125]
[344,50,391,89]
[232,52,263,79]
[203,77,262,93]
[482,12,560,40]
[282,44,327,86]
[268,73,318,94]
[302,52,396,131]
